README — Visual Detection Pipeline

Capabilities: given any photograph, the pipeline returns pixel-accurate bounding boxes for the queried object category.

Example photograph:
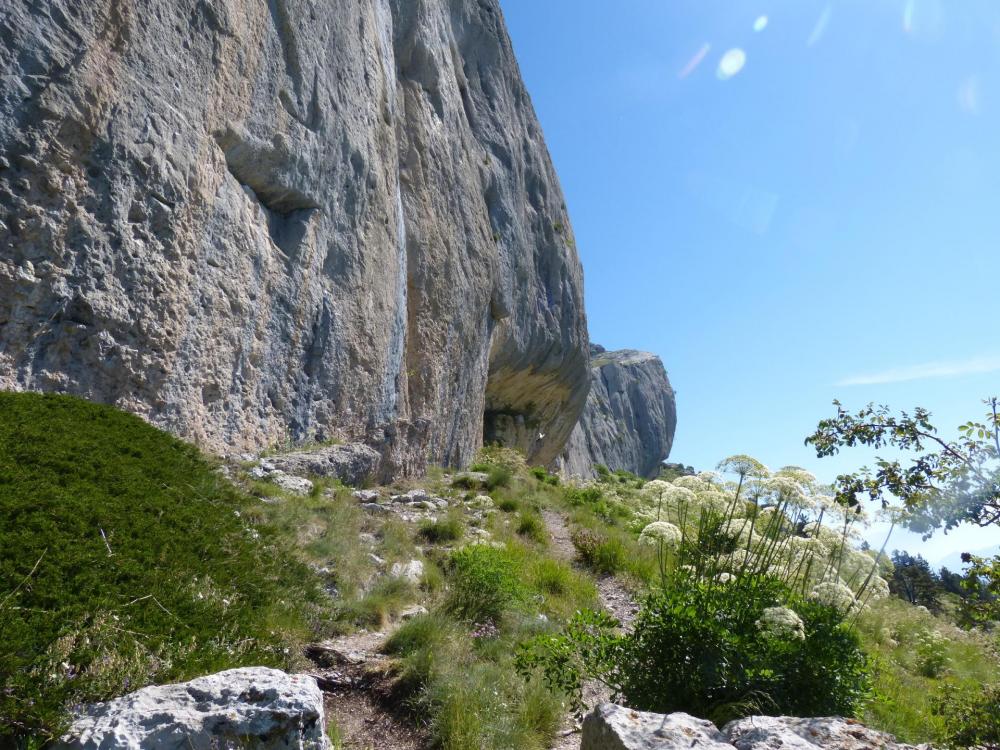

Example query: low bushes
[0,393,322,742]
[519,571,871,725]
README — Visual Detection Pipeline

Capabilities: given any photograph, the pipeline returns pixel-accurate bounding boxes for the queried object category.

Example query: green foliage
[419,514,464,543]
[913,629,949,678]
[806,398,1000,533]
[530,467,560,486]
[497,497,520,513]
[446,545,527,621]
[935,682,1000,749]
[517,512,547,544]
[571,528,629,576]
[520,573,871,726]
[889,551,942,610]
[0,393,321,742]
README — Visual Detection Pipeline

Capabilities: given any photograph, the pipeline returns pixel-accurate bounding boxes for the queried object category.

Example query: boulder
[390,559,424,584]
[581,706,928,750]
[266,444,381,487]
[452,471,490,488]
[582,704,732,750]
[558,345,676,480]
[723,716,927,750]
[57,667,328,749]
[268,470,314,496]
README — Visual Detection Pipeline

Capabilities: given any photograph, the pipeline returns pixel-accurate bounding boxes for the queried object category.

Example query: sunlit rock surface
[558,345,676,479]
[0,0,588,476]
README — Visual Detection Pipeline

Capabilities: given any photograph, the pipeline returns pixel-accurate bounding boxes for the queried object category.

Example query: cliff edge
[559,344,677,479]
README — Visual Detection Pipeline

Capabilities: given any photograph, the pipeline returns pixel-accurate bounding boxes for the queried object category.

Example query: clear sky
[501,0,1000,565]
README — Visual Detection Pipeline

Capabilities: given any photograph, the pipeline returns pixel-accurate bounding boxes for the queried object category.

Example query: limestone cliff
[558,345,677,479]
[0,0,589,476]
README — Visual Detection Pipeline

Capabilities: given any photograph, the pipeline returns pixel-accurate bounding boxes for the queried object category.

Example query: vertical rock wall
[0,0,589,475]
[558,345,677,479]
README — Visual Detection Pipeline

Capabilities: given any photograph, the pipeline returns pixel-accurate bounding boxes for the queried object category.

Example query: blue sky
[501,0,1000,564]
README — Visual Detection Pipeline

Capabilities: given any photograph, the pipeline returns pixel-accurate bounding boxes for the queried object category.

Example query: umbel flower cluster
[757,605,806,640]
[578,454,892,610]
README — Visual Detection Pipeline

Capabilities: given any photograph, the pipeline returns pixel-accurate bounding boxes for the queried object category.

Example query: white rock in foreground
[57,667,329,750]
[582,704,733,750]
[723,715,927,750]
[581,705,929,750]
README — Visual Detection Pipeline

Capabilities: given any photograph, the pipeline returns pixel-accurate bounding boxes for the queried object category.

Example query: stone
[582,704,731,750]
[266,445,380,487]
[399,604,429,620]
[0,0,589,479]
[390,559,424,584]
[360,503,391,515]
[391,488,434,504]
[268,470,314,495]
[723,716,927,750]
[56,667,328,749]
[353,489,381,503]
[452,471,490,488]
[558,345,677,479]
[470,495,495,509]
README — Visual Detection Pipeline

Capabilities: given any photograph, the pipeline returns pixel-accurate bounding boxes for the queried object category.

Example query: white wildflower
[811,582,858,613]
[673,475,708,492]
[757,606,806,641]
[638,521,682,548]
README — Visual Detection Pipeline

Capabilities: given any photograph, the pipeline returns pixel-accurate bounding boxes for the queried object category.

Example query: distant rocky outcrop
[558,345,676,479]
[57,668,329,749]
[0,0,588,478]
[582,704,928,750]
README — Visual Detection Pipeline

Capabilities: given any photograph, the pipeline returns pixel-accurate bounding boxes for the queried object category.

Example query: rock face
[57,667,329,749]
[558,345,676,479]
[723,716,927,750]
[0,0,589,477]
[582,704,733,750]
[582,705,928,750]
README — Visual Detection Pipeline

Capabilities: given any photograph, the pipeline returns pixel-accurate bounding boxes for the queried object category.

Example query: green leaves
[806,398,1000,533]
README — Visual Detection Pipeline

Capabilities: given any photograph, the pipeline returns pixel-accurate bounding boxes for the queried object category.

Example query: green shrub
[498,497,520,513]
[571,528,628,575]
[530,467,560,486]
[334,576,414,629]
[935,683,1000,748]
[486,465,514,491]
[447,545,526,621]
[520,572,871,725]
[419,515,464,543]
[0,393,321,742]
[517,512,547,544]
[914,629,950,678]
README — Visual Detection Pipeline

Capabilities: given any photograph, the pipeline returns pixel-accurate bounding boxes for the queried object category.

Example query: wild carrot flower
[757,606,806,640]
[638,521,682,548]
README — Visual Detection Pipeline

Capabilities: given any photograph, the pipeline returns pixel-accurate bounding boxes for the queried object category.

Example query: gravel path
[309,626,427,749]
[541,510,639,750]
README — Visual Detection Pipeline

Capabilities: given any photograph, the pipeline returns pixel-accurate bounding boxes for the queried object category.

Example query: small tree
[807,398,1000,621]
[806,398,1000,532]
[888,551,940,610]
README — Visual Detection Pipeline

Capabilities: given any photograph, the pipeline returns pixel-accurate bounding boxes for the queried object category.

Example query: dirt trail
[307,628,426,750]
[541,510,638,750]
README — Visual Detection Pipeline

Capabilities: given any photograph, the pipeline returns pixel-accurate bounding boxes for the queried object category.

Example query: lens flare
[807,5,832,46]
[754,16,768,32]
[903,0,916,33]
[678,43,711,79]
[717,48,747,80]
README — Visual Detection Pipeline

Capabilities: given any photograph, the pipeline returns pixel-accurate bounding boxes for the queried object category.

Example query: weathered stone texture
[57,668,329,749]
[0,0,588,475]
[559,345,676,479]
